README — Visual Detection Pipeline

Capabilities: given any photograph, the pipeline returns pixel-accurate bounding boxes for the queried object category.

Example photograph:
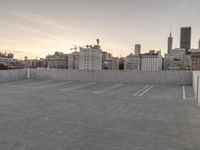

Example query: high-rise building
[135,44,141,55]
[180,27,191,53]
[167,33,173,54]
[79,44,102,70]
[140,50,163,71]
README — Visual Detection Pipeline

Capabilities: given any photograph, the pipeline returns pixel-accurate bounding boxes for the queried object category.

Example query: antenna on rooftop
[170,26,172,36]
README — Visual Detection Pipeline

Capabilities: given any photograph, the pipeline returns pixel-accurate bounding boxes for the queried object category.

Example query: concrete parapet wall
[30,69,192,85]
[0,69,191,86]
[0,69,27,82]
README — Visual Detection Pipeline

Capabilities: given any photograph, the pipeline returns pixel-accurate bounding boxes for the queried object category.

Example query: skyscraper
[135,44,141,55]
[180,27,191,53]
[167,32,173,55]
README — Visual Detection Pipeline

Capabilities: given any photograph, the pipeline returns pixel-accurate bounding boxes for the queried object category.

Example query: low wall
[30,69,192,85]
[0,69,27,82]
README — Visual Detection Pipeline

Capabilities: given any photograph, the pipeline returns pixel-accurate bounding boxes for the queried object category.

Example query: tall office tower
[167,32,173,55]
[135,44,141,55]
[180,27,191,53]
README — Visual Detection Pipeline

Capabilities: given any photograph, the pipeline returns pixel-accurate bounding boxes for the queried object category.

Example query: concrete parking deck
[0,80,200,150]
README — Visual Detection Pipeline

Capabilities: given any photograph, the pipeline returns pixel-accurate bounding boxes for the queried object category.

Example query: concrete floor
[0,79,199,150]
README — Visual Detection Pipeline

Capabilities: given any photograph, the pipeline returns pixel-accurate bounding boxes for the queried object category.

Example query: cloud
[0,19,79,46]
[8,10,71,31]
[0,9,80,44]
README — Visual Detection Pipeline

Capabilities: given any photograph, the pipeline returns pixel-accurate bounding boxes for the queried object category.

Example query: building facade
[79,45,102,70]
[102,51,112,70]
[184,54,191,70]
[164,48,185,70]
[68,51,79,69]
[111,57,119,70]
[124,54,140,70]
[103,57,119,70]
[119,57,125,70]
[0,52,14,65]
[140,50,163,71]
[24,58,47,68]
[102,52,112,63]
[0,57,13,65]
[180,27,191,53]
[46,52,68,69]
[164,48,192,70]
[190,49,200,70]
[135,44,141,55]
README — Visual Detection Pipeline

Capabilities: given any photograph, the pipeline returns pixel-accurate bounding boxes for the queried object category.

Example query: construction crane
[70,45,91,52]
[70,45,78,52]
[70,39,100,52]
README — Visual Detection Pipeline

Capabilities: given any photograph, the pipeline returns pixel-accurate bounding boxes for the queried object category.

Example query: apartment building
[79,45,102,70]
[140,50,162,71]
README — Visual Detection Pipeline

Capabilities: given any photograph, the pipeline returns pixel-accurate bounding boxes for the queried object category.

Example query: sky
[0,0,200,59]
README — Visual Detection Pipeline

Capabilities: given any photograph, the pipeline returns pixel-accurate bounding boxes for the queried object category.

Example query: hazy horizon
[0,0,200,59]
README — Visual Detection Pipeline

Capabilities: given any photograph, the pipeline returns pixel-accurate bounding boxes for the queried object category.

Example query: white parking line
[93,84,122,94]
[183,86,186,100]
[133,85,150,96]
[138,85,154,97]
[61,82,96,92]
[30,80,51,85]
[9,80,50,87]
[32,81,72,89]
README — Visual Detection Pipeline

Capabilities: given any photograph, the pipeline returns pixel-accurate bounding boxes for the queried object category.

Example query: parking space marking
[30,80,51,85]
[9,80,51,88]
[61,82,96,92]
[93,84,122,94]
[133,85,150,96]
[138,85,154,96]
[32,81,72,89]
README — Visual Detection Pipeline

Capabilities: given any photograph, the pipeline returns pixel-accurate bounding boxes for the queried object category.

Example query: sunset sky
[0,0,200,59]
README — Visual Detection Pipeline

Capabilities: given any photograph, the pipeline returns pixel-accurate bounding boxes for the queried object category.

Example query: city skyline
[0,0,200,59]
